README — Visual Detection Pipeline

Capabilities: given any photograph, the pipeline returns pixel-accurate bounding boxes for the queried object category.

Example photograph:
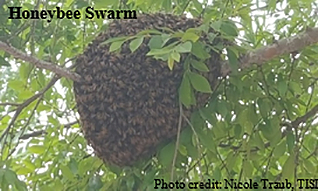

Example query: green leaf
[188,72,212,93]
[109,41,125,52]
[304,160,316,174]
[213,167,222,180]
[8,80,25,91]
[129,36,144,53]
[178,145,187,156]
[179,75,192,107]
[187,143,199,159]
[197,131,216,152]
[286,132,295,154]
[0,56,10,67]
[146,48,172,56]
[170,51,180,62]
[181,32,200,42]
[175,41,192,53]
[88,175,103,191]
[234,124,243,139]
[16,167,33,175]
[179,127,193,145]
[227,48,239,71]
[101,36,128,45]
[192,0,203,12]
[282,154,295,179]
[137,29,162,35]
[199,107,217,125]
[158,142,175,166]
[4,169,19,184]
[23,161,36,171]
[18,90,34,100]
[216,101,228,118]
[226,153,237,170]
[208,32,217,42]
[28,145,46,154]
[220,20,238,37]
[60,165,74,180]
[167,55,174,70]
[253,132,265,152]
[273,140,286,158]
[191,42,210,59]
[210,20,222,31]
[237,108,251,129]
[277,80,288,96]
[95,0,118,7]
[213,122,227,139]
[191,60,209,72]
[257,98,272,118]
[161,33,171,47]
[161,0,172,12]
[148,35,163,49]
[243,160,253,177]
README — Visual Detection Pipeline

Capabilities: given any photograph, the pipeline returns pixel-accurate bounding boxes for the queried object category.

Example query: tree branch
[0,41,82,82]
[0,102,21,106]
[19,130,47,140]
[292,104,318,127]
[1,27,318,82]
[0,76,59,143]
[221,27,318,76]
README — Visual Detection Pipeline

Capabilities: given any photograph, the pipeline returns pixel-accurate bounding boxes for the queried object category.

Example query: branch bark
[220,27,318,76]
[0,41,82,82]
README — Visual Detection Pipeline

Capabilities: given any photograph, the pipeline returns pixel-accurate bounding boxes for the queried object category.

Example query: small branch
[0,102,21,106]
[170,103,183,183]
[292,104,318,127]
[6,98,42,160]
[0,41,82,82]
[221,27,318,76]
[0,76,59,143]
[182,114,204,181]
[19,120,78,140]
[64,121,79,129]
[20,130,47,140]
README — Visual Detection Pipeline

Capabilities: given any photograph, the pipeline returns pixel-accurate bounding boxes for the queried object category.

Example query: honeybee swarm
[73,13,223,166]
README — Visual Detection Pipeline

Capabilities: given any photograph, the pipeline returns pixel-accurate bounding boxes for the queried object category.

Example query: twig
[0,76,59,143]
[0,102,21,106]
[182,114,204,181]
[6,98,42,160]
[292,104,318,127]
[64,121,78,129]
[170,103,183,183]
[0,41,82,82]
[19,130,47,140]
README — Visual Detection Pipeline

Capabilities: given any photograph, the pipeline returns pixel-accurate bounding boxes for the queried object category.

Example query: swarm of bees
[73,13,224,166]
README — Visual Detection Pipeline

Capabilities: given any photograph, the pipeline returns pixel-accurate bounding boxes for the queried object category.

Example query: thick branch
[221,27,318,76]
[0,41,82,82]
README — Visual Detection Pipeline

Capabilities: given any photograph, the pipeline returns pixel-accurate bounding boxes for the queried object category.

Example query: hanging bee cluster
[73,13,224,167]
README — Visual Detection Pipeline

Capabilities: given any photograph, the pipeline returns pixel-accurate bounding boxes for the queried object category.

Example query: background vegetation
[0,0,318,190]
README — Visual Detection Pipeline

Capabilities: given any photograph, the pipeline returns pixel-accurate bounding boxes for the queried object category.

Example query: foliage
[0,0,318,190]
